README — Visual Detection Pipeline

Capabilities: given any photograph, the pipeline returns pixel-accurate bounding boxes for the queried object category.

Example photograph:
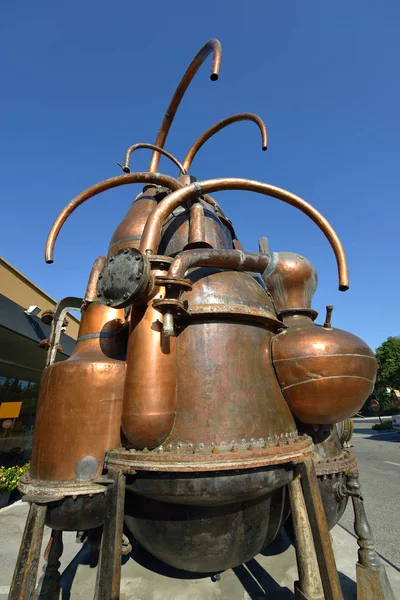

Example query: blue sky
[1,1,399,351]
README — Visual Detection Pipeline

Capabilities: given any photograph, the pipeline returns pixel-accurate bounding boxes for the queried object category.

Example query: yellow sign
[0,401,22,419]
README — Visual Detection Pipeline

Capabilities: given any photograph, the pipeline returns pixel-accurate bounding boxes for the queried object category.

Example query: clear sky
[1,1,399,351]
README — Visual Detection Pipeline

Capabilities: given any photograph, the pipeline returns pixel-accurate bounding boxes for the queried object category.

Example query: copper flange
[106,435,313,473]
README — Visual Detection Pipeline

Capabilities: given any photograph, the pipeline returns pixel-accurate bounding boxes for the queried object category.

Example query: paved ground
[340,418,400,567]
[1,419,399,599]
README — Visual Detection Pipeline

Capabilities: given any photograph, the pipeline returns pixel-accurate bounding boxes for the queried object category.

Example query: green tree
[374,336,400,413]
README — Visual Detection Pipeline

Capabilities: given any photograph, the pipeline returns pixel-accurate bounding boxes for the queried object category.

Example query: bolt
[123,292,129,299]
[98,273,103,279]
[135,255,141,261]
[124,248,129,254]
[106,300,111,306]
[136,275,141,280]
[109,257,114,263]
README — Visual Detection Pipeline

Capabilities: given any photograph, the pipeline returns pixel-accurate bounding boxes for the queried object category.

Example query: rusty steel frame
[9,503,47,600]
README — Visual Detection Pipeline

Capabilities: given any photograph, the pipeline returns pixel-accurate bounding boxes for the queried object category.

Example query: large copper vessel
[11,38,392,600]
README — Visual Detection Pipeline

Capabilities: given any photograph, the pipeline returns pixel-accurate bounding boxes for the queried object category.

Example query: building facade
[0,258,78,468]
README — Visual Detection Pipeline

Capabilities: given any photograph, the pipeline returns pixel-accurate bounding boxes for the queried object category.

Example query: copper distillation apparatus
[9,40,395,600]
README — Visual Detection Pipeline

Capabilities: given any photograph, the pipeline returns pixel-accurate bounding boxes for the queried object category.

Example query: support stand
[288,476,324,600]
[94,471,126,600]
[9,503,47,600]
[296,458,344,600]
[346,470,394,600]
[36,530,63,599]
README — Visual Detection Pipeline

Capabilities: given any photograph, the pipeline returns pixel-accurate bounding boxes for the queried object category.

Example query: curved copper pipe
[45,173,183,263]
[183,113,268,172]
[120,143,187,176]
[169,249,269,279]
[148,39,222,173]
[139,178,349,291]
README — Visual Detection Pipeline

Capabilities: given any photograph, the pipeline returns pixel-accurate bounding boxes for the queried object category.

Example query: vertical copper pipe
[148,39,222,173]
[189,201,205,245]
[44,172,182,263]
[139,178,349,291]
[183,113,268,172]
[84,256,107,301]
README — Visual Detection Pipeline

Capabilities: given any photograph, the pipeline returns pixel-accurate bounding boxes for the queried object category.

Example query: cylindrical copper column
[188,201,206,246]
[122,266,176,449]
[31,260,126,482]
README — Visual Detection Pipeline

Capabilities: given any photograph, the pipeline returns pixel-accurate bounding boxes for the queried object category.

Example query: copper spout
[169,249,270,279]
[188,202,206,245]
[183,113,268,172]
[84,256,106,302]
[148,39,222,173]
[324,305,334,328]
[120,143,187,176]
[45,172,183,263]
[139,178,349,291]
[258,237,270,255]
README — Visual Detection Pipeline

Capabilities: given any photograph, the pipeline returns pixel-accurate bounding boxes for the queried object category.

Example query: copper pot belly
[272,317,376,424]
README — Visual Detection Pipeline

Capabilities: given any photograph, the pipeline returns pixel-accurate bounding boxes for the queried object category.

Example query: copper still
[11,39,394,600]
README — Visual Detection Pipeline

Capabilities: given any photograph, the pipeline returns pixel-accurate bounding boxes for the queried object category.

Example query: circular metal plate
[97,248,150,308]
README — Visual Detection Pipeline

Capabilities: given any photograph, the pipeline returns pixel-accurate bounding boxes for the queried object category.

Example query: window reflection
[0,376,39,467]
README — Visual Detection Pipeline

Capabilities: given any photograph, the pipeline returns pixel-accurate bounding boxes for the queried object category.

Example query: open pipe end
[210,73,219,81]
[45,258,54,265]
[262,146,267,151]
[339,284,349,292]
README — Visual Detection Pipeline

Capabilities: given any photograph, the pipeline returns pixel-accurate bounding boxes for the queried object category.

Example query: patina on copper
[182,112,268,172]
[148,38,222,173]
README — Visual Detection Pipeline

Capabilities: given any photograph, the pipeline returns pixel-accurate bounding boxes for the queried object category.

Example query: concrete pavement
[1,497,399,598]
[340,420,400,566]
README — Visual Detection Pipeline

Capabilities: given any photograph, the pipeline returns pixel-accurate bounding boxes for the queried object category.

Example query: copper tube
[148,39,222,173]
[183,113,268,172]
[169,249,270,279]
[188,202,205,244]
[84,256,106,302]
[140,178,349,291]
[45,172,183,263]
[121,143,187,175]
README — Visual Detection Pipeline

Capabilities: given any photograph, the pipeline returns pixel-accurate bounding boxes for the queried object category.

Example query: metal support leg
[298,458,344,600]
[36,530,63,600]
[288,476,324,600]
[9,503,47,600]
[94,471,126,600]
[346,470,394,600]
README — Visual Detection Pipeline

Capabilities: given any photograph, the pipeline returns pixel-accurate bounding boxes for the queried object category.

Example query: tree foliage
[373,336,400,413]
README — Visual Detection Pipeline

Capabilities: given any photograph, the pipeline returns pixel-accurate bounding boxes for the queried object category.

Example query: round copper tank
[30,303,126,482]
[168,269,297,445]
[272,315,376,424]
[124,269,296,572]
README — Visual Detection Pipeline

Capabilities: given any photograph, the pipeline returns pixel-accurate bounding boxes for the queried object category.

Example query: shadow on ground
[352,427,400,442]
